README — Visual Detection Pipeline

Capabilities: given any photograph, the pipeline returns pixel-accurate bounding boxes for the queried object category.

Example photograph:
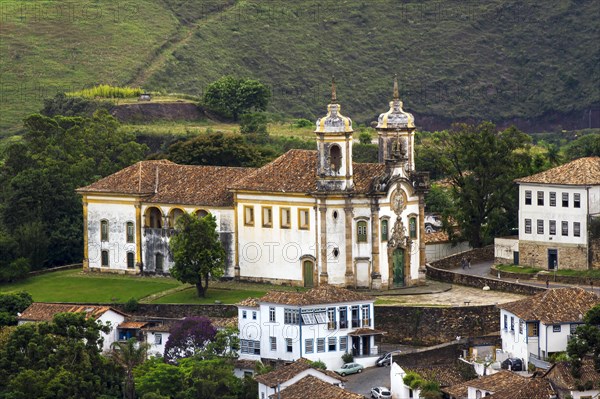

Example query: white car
[371,386,392,399]
[424,213,443,233]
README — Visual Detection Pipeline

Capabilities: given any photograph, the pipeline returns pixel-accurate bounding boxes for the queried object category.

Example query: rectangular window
[504,314,508,330]
[314,309,327,324]
[317,338,325,353]
[340,336,348,352]
[381,219,389,241]
[305,339,314,353]
[525,190,532,205]
[537,191,544,206]
[269,307,275,323]
[537,219,544,234]
[562,221,569,236]
[339,307,348,329]
[351,306,360,328]
[574,222,581,237]
[252,311,257,320]
[327,308,336,329]
[528,323,539,337]
[126,222,134,243]
[280,207,291,228]
[562,193,569,207]
[301,311,316,325]
[299,209,310,230]
[155,333,162,345]
[284,308,299,325]
[510,316,514,331]
[570,324,579,334]
[244,206,254,226]
[240,340,260,355]
[409,217,417,239]
[361,305,371,327]
[550,192,556,207]
[126,252,135,269]
[519,320,523,334]
[270,337,276,351]
[101,220,109,241]
[525,219,532,234]
[101,250,109,267]
[553,325,561,333]
[242,311,247,319]
[357,221,368,242]
[262,206,272,227]
[549,220,556,235]
[574,193,581,208]
[328,337,336,352]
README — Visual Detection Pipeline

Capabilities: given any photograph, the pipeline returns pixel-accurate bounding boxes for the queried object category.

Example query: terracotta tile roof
[405,363,475,387]
[268,375,364,399]
[118,321,148,329]
[255,358,346,388]
[209,316,238,329]
[515,156,600,185]
[444,370,526,397]
[424,231,449,243]
[77,160,255,207]
[234,359,257,370]
[257,285,373,306]
[498,287,600,324]
[348,328,387,336]
[19,303,126,322]
[237,297,259,308]
[230,149,385,194]
[544,357,600,390]
[142,321,174,332]
[486,377,555,399]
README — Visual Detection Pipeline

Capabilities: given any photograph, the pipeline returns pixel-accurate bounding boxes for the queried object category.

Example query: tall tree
[169,213,226,298]
[203,76,270,120]
[424,122,532,247]
[567,304,600,376]
[163,317,217,363]
[111,338,150,399]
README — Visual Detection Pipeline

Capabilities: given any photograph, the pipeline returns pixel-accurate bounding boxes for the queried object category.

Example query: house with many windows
[77,78,429,290]
[495,156,600,270]
[497,288,599,369]
[237,285,383,370]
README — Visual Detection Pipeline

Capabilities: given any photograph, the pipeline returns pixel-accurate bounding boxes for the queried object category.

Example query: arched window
[476,390,482,399]
[409,217,417,239]
[357,221,368,242]
[100,220,109,241]
[169,208,184,228]
[381,219,389,241]
[101,250,109,267]
[126,222,134,243]
[329,145,342,172]
[126,252,135,269]
[145,207,163,228]
[195,209,209,218]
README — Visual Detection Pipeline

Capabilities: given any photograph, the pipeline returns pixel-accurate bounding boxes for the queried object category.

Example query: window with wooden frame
[409,217,417,239]
[244,206,254,226]
[357,220,367,242]
[525,190,532,205]
[381,218,389,241]
[126,252,135,269]
[100,220,109,241]
[280,207,291,228]
[101,250,109,267]
[126,221,134,243]
[262,206,272,227]
[574,193,581,208]
[298,208,310,230]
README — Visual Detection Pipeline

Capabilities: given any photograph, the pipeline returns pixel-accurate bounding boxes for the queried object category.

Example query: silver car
[371,386,392,399]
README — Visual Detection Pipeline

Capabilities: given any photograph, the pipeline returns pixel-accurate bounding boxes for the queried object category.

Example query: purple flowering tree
[164,316,217,363]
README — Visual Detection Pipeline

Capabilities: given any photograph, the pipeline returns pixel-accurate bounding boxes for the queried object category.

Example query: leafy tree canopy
[203,76,270,121]
[0,291,32,327]
[568,304,600,377]
[164,317,217,363]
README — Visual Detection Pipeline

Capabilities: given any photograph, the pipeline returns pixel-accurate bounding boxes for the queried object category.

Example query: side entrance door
[303,260,314,287]
[548,249,558,270]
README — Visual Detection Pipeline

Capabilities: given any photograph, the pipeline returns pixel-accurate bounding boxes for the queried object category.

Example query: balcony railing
[362,318,371,328]
[339,320,348,329]
[327,322,337,330]
[351,319,360,328]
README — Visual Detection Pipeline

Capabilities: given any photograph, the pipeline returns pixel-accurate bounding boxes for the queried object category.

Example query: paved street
[344,365,390,397]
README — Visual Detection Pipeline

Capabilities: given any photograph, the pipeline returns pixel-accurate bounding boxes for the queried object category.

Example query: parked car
[376,351,400,367]
[371,387,392,398]
[500,357,523,371]
[334,362,364,376]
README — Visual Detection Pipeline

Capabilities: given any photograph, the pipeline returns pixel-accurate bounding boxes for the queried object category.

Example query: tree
[0,291,32,327]
[169,213,226,298]
[240,112,268,135]
[163,317,217,363]
[111,338,150,399]
[424,122,532,247]
[203,76,270,120]
[568,304,600,376]
[564,133,600,160]
[134,357,184,399]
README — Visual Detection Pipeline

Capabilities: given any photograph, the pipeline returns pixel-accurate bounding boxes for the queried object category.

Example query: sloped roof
[209,316,238,329]
[77,159,255,207]
[544,357,600,390]
[237,297,259,308]
[267,375,363,399]
[486,377,555,399]
[444,370,526,398]
[230,149,385,194]
[257,285,373,306]
[255,358,346,388]
[515,156,600,185]
[19,303,126,322]
[498,288,600,323]
[405,362,475,388]
[118,321,148,329]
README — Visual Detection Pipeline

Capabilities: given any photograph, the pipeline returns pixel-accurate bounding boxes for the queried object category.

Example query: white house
[77,78,430,290]
[237,285,383,370]
[495,156,600,270]
[18,302,127,352]
[545,357,600,399]
[254,358,347,399]
[498,288,599,369]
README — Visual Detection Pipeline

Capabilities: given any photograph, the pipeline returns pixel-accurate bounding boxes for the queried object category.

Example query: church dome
[376,76,415,129]
[315,77,353,133]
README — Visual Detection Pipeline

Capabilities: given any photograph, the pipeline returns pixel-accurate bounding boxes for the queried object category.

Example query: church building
[77,78,430,289]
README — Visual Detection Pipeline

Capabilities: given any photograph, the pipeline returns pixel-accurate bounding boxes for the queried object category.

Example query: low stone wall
[426,264,545,295]
[85,303,238,319]
[534,272,600,285]
[376,305,500,346]
[28,263,82,276]
[490,265,537,280]
[430,246,494,270]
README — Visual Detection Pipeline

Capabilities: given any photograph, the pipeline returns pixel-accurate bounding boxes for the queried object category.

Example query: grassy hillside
[1,0,598,134]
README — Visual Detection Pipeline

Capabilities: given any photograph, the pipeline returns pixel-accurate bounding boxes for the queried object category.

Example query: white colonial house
[237,285,383,370]
[18,302,127,352]
[498,288,599,369]
[77,78,429,290]
[495,156,600,270]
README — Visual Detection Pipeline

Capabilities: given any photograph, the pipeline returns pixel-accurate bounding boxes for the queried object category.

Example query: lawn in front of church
[150,287,269,304]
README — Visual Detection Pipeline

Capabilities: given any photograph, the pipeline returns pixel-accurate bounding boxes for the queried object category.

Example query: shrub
[240,112,268,135]
[359,130,373,144]
[309,360,326,370]
[341,352,353,363]
[0,257,30,283]
[123,297,139,313]
[291,118,313,128]
[67,84,143,99]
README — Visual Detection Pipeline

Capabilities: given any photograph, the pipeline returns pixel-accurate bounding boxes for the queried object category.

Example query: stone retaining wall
[430,246,494,270]
[489,265,537,280]
[28,263,82,276]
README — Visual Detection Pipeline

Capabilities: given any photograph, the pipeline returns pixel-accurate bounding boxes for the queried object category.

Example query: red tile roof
[257,285,373,306]
[118,321,148,329]
[255,358,346,388]
[515,156,600,185]
[405,363,476,388]
[77,159,255,207]
[544,357,600,390]
[268,375,363,399]
[19,303,126,322]
[230,149,385,194]
[498,287,600,324]
[444,370,526,398]
[486,377,555,399]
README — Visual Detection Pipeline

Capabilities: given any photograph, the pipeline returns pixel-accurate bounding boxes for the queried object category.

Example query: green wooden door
[393,248,405,287]
[303,260,314,287]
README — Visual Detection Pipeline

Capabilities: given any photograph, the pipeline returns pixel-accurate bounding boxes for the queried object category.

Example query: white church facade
[77,78,430,289]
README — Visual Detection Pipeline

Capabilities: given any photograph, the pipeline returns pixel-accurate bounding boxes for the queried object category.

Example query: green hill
[1,0,599,134]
